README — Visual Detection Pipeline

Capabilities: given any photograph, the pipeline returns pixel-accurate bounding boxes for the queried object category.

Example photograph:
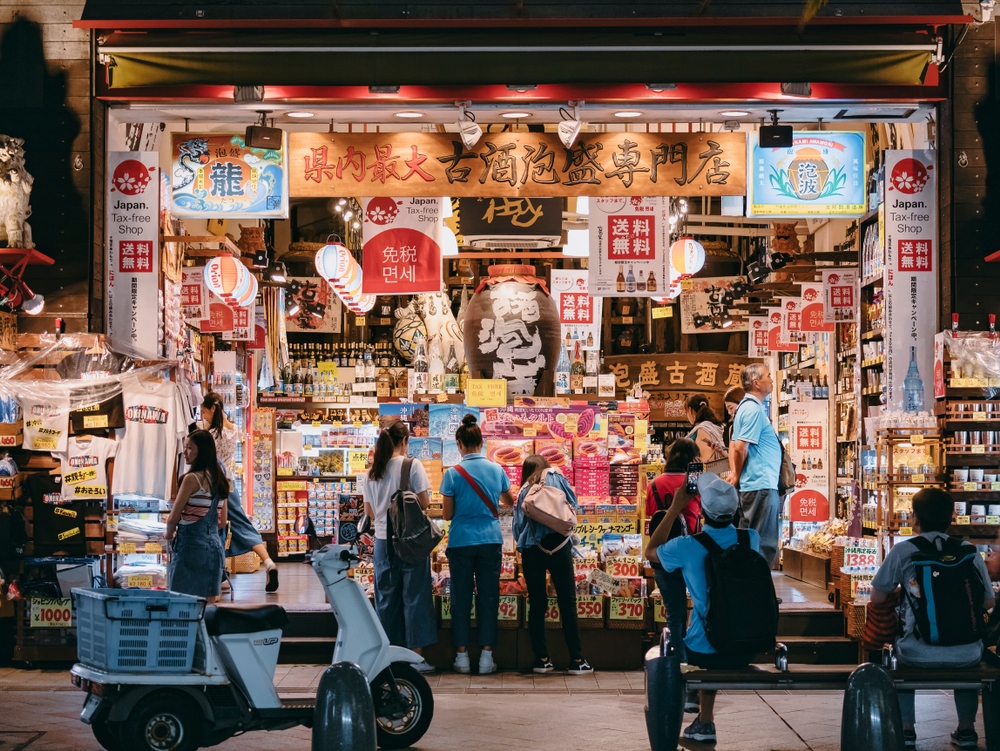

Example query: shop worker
[728,363,782,568]
[439,415,515,675]
[647,472,762,746]
[871,488,994,750]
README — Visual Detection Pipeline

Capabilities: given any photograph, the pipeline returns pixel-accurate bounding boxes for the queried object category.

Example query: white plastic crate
[72,588,205,673]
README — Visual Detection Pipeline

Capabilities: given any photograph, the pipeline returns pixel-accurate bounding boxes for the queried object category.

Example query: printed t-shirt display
[26,472,86,556]
[22,396,70,453]
[68,384,125,432]
[55,350,135,380]
[52,435,117,502]
[112,378,189,500]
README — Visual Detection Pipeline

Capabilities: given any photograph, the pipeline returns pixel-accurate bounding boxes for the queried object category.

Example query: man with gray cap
[646,472,763,746]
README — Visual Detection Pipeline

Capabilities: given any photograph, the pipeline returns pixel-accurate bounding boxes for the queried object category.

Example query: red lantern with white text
[204,256,250,306]
[670,237,706,278]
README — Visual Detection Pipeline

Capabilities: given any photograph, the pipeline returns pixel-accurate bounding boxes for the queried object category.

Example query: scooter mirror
[356,514,372,537]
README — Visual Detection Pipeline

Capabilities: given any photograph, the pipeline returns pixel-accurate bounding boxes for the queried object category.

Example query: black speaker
[245,125,284,149]
[759,125,794,149]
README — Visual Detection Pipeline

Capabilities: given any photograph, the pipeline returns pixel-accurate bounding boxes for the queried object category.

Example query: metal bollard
[644,628,684,751]
[312,662,377,751]
[841,662,905,751]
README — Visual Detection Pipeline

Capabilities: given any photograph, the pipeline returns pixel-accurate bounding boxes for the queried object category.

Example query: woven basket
[231,552,261,574]
[846,602,867,640]
[831,545,845,585]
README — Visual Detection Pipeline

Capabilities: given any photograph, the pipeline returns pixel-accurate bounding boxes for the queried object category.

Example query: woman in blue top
[439,415,515,675]
[514,454,592,675]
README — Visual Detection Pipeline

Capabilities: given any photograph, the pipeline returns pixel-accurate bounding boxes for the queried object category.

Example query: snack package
[486,438,534,486]
[534,438,573,478]
[608,413,637,448]
[601,533,625,561]
[500,554,517,580]
[623,533,643,558]
[574,437,608,459]
[610,447,643,465]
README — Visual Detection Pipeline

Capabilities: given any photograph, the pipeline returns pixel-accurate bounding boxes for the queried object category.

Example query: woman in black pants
[514,455,592,675]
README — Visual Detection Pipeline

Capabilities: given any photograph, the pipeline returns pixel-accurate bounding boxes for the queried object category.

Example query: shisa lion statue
[0,136,33,249]
[393,285,466,364]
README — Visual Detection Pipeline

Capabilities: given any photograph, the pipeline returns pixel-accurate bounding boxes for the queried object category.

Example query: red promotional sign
[799,283,835,333]
[767,310,797,352]
[790,488,829,522]
[795,425,824,451]
[609,216,655,260]
[200,302,234,333]
[362,197,442,294]
[897,239,932,272]
[560,292,593,324]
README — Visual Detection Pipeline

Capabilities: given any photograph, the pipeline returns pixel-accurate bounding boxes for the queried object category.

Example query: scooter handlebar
[340,549,361,563]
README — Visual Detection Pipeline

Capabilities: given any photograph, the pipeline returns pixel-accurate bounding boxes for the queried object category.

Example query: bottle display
[413,336,429,394]
[903,345,924,413]
[555,343,571,395]
[570,341,586,393]
[444,341,460,394]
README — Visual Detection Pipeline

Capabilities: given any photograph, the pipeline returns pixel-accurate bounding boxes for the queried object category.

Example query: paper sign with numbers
[609,596,645,620]
[576,595,604,619]
[525,597,561,624]
[843,546,878,567]
[31,597,73,628]
[498,595,519,622]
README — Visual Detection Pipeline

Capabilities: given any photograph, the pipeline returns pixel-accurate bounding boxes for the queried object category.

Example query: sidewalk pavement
[0,666,982,750]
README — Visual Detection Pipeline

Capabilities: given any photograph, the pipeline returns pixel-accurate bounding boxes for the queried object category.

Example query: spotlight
[747,261,769,284]
[720,313,734,329]
[307,302,324,319]
[21,284,43,315]
[455,102,483,149]
[369,85,401,94]
[721,292,735,308]
[506,84,537,92]
[693,314,708,330]
[558,105,583,149]
[287,302,301,317]
[251,250,269,269]
[646,84,677,92]
[781,82,812,98]
[731,279,749,298]
[268,261,288,283]
[233,85,264,104]
[770,252,793,270]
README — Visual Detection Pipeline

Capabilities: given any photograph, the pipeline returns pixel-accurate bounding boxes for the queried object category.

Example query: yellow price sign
[652,306,673,319]
[331,421,343,428]
[64,468,97,485]
[32,436,57,450]
[653,599,667,623]
[975,412,988,422]
[609,596,644,620]
[145,543,162,554]
[498,595,519,622]
[898,526,913,536]
[992,482,1000,492]
[524,597,560,624]
[956,515,971,525]
[303,445,313,452]
[576,594,603,620]
[57,527,81,540]
[988,516,1000,525]
[318,362,338,376]
[83,415,109,429]
[523,427,537,437]
[354,421,364,428]
[119,542,136,554]
[348,450,369,475]
[466,379,507,407]
[311,421,322,428]
[53,506,77,518]
[912,474,925,483]
[680,279,694,291]
[127,575,153,588]
[973,445,987,454]
[277,468,293,477]
[911,435,924,444]
[964,482,978,492]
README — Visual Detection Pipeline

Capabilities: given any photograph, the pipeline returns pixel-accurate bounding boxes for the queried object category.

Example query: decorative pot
[463,265,560,399]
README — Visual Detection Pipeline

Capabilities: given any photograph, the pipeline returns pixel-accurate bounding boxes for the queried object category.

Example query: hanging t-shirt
[52,435,117,502]
[21,396,70,453]
[68,387,125,432]
[55,350,135,380]
[26,472,86,556]
[112,378,187,500]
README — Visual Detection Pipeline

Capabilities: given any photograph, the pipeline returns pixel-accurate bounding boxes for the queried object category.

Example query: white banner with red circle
[361,197,442,294]
[787,400,830,523]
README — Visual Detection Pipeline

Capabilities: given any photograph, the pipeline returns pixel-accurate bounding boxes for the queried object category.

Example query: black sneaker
[903,728,916,749]
[533,658,554,674]
[684,690,701,714]
[568,658,593,675]
[683,718,717,744]
[951,728,979,749]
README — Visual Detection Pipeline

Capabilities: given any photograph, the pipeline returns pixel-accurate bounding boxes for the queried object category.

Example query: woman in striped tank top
[165,430,228,602]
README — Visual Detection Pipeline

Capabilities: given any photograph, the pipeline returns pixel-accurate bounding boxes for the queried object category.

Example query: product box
[610,448,643,465]
[409,437,443,461]
[573,437,608,460]
[486,438,534,486]
[608,414,636,448]
[535,438,573,470]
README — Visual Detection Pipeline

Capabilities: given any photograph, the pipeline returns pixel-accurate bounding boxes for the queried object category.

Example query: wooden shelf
[163,235,242,260]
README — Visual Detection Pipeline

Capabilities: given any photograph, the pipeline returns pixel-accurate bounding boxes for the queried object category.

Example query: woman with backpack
[439,415,516,675]
[685,394,727,466]
[362,420,437,674]
[514,454,592,675]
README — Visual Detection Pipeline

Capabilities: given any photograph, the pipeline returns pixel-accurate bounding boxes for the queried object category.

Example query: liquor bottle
[364,348,376,384]
[584,351,599,394]
[637,270,646,293]
[646,270,657,293]
[413,336,429,394]
[428,336,446,393]
[376,363,393,398]
[616,265,626,293]
[816,456,823,470]
[626,266,637,293]
[444,341,460,394]
[991,314,997,342]
[586,331,594,348]
[303,364,314,397]
[570,341,586,394]
[565,330,573,352]
[572,329,579,340]
[952,313,960,338]
[555,343,571,395]
[822,376,830,399]
[903,346,924,413]
[459,356,469,393]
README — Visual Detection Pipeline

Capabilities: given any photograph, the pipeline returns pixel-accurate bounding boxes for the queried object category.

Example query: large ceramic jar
[463,265,560,399]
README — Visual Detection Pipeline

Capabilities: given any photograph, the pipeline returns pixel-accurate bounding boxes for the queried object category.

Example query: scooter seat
[205,605,288,636]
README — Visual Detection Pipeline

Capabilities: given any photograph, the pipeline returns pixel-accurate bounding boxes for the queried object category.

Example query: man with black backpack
[871,488,995,750]
[647,472,779,745]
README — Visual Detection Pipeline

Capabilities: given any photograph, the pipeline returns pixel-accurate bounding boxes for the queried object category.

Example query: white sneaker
[479,651,497,675]
[453,652,470,674]
[413,660,436,674]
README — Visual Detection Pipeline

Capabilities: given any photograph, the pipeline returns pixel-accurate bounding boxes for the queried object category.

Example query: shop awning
[98,30,938,89]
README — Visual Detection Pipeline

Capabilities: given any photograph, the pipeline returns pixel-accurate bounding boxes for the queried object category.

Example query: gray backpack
[388,458,443,564]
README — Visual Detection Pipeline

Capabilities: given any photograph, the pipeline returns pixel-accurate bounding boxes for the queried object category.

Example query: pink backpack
[522,469,576,538]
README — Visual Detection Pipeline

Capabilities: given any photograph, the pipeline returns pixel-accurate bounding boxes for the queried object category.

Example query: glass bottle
[570,341,586,394]
[625,266,637,293]
[459,356,468,393]
[616,265,626,293]
[364,348,376,384]
[646,270,657,293]
[413,336,429,394]
[903,346,924,413]
[585,351,599,394]
[428,336,446,393]
[444,341,460,394]
[555,343,571,395]
[637,270,646,293]
[376,362,393,398]
[586,331,594,348]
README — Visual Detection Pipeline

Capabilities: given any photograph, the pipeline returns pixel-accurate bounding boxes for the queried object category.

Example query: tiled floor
[0,667,986,751]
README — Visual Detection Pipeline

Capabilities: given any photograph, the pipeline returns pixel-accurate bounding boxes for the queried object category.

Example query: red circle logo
[803,288,819,301]
[111,159,152,195]
[827,273,840,284]
[890,158,930,194]
[365,197,401,225]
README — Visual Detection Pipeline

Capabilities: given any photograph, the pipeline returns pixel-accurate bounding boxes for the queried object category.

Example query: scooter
[70,516,434,751]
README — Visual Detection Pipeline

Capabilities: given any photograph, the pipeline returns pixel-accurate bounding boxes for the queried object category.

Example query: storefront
[0,0,987,666]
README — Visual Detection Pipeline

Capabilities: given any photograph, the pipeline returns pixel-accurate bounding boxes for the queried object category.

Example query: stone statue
[0,136,33,249]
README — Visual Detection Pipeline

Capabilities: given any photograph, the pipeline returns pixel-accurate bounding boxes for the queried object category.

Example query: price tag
[354,421,364,428]
[680,279,694,291]
[565,414,579,435]
[312,421,322,428]
[606,557,641,578]
[610,596,644,620]
[975,412,988,422]
[524,597,560,624]
[145,543,162,554]
[119,542,136,554]
[992,482,1000,491]
[988,516,1000,525]
[965,482,978,492]
[523,427,537,437]
[127,575,153,588]
[331,421,343,428]
[911,435,924,445]
[32,436,57,450]
[652,306,672,319]
[843,546,878,567]
[277,468,293,477]
[974,445,986,454]
[440,596,476,621]
[956,515,971,525]
[83,415,109,429]
[348,450,368,475]
[653,599,667,623]
[991,378,1000,388]
[577,594,604,620]
[352,566,374,590]
[898,526,913,536]
[850,574,875,598]
[303,445,313,452]
[498,595,519,622]
[30,597,72,628]
[466,379,506,407]
[622,316,634,324]
[318,362,338,376]
[912,474,925,483]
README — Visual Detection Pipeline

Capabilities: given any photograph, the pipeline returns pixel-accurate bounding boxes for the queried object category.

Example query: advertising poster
[180,267,208,321]
[285,277,342,334]
[748,131,867,217]
[361,197,442,294]
[588,197,671,298]
[679,276,747,334]
[778,297,809,345]
[749,316,769,358]
[250,307,267,351]
[884,150,938,412]
[222,306,252,341]
[170,133,288,218]
[107,151,160,359]
[823,269,859,322]
[551,269,602,352]
[787,400,830,523]
[766,308,798,352]
[799,282,836,333]
[201,301,235,334]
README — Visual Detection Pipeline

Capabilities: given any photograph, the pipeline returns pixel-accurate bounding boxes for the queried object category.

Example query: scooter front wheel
[375,662,434,749]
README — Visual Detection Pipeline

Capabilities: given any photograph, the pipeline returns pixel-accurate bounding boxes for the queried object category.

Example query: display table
[782,548,831,590]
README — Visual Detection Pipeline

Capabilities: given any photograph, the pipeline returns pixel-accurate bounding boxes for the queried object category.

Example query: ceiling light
[720,313,735,329]
[563,229,589,258]
[780,82,812,98]
[286,111,314,118]
[394,111,425,118]
[646,84,677,92]
[501,111,532,119]
[614,111,643,118]
[558,104,583,149]
[506,84,537,92]
[720,111,750,117]
[369,85,400,94]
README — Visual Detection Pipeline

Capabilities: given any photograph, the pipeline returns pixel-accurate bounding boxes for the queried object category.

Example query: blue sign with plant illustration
[748,132,867,217]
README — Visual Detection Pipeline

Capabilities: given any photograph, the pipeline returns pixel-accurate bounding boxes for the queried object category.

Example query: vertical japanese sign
[551,269,602,351]
[766,308,798,352]
[285,278,342,334]
[679,276,747,333]
[180,267,208,321]
[588,197,671,297]
[748,131,867,217]
[361,197,442,294]
[822,269,858,322]
[884,150,937,411]
[222,306,251,341]
[799,283,835,333]
[170,133,288,218]
[107,152,160,359]
[787,400,830,523]
[749,317,769,358]
[779,298,809,345]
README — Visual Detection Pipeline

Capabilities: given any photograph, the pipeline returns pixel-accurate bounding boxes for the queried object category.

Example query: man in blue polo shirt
[728,362,782,568]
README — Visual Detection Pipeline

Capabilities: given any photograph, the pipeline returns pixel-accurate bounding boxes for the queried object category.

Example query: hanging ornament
[669,237,706,278]
[204,256,251,306]
[315,241,371,312]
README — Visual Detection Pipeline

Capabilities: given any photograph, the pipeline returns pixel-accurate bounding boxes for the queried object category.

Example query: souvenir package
[608,413,637,449]
[573,437,608,459]
[601,533,625,561]
[534,438,573,478]
[622,534,643,558]
[610,448,643,465]
[486,438,534,486]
